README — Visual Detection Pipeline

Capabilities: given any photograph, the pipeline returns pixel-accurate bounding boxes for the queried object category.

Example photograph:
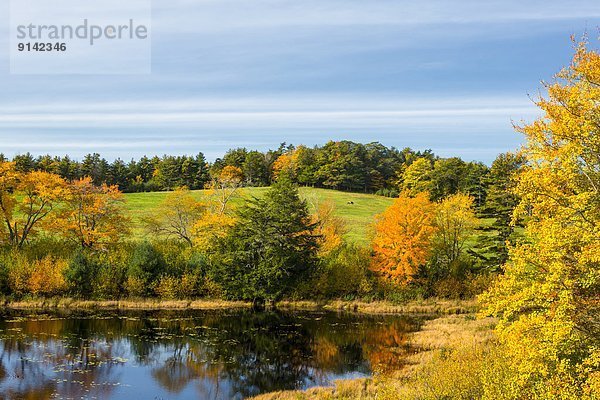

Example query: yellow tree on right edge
[481,40,600,398]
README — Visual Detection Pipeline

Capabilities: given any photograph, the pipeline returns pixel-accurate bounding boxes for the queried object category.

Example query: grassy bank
[125,187,393,245]
[0,298,252,310]
[252,313,497,400]
[276,298,478,315]
[0,297,476,315]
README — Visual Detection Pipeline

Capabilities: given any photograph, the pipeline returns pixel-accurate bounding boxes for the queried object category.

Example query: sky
[0,0,598,164]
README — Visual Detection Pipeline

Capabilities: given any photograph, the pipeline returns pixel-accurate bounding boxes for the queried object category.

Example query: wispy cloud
[0,0,596,163]
[0,95,538,128]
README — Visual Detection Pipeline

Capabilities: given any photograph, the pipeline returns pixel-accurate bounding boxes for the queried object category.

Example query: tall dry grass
[251,314,498,400]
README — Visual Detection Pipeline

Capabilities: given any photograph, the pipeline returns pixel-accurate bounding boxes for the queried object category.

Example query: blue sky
[0,0,598,164]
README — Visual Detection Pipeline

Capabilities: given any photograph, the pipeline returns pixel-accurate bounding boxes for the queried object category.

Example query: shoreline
[252,313,496,399]
[0,297,477,315]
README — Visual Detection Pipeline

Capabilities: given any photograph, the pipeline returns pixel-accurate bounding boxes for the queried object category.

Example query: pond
[0,309,426,400]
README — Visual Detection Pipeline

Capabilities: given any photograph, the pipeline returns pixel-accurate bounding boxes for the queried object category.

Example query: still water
[0,309,425,400]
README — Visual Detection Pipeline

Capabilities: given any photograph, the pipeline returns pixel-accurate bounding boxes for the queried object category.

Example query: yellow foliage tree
[145,187,205,247]
[207,166,243,215]
[192,167,243,250]
[192,211,236,251]
[272,150,299,179]
[0,162,18,244]
[433,193,478,267]
[481,41,600,398]
[58,177,130,249]
[371,192,437,284]
[0,165,67,247]
[312,200,347,255]
[400,158,433,196]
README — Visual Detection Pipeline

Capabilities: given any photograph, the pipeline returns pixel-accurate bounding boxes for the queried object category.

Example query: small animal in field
[347,201,354,205]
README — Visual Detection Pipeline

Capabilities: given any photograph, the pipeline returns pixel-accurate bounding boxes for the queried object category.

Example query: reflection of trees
[194,312,315,397]
[0,310,425,400]
[362,319,416,373]
[143,312,423,398]
[0,315,126,400]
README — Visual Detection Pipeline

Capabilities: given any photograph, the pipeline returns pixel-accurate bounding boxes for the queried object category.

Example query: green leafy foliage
[65,250,97,297]
[127,242,166,296]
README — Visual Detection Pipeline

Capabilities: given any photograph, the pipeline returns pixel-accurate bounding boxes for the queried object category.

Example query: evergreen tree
[474,152,526,267]
[242,151,269,186]
[211,177,318,304]
[13,152,35,172]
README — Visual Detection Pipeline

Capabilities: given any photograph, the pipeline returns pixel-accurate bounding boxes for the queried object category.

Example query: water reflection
[0,309,424,399]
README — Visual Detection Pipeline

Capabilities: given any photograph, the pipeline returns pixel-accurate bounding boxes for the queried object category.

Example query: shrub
[155,272,202,299]
[463,272,496,297]
[155,275,180,299]
[6,251,33,296]
[27,256,68,296]
[152,240,191,276]
[200,277,223,298]
[127,242,166,296]
[125,276,146,297]
[311,245,374,298]
[0,258,9,295]
[65,251,97,297]
[93,262,126,299]
[432,276,465,299]
[179,272,200,297]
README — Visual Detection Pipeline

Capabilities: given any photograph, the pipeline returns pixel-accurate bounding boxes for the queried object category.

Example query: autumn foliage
[433,193,478,267]
[145,187,204,247]
[0,163,68,247]
[371,192,437,284]
[57,177,130,249]
[312,200,347,255]
[481,40,600,397]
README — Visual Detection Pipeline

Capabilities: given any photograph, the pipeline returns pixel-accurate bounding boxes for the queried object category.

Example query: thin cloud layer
[0,0,597,162]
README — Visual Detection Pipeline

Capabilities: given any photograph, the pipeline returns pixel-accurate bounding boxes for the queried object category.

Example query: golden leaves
[55,177,130,249]
[481,40,600,397]
[370,192,437,284]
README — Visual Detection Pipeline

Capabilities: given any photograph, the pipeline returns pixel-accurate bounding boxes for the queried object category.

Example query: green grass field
[124,187,394,245]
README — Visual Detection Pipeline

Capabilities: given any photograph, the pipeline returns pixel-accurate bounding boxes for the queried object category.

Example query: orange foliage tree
[272,150,299,179]
[57,177,130,249]
[371,192,437,284]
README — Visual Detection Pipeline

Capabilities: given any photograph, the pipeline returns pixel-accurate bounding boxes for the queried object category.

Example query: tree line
[0,141,490,199]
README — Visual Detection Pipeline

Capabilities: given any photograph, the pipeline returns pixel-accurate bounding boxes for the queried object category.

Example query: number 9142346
[17,42,67,52]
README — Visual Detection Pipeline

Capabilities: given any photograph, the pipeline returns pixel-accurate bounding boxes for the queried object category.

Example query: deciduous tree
[58,177,129,249]
[371,192,437,284]
[208,166,244,215]
[433,193,478,268]
[145,187,204,247]
[400,158,433,196]
[481,41,600,397]
[312,200,347,255]
[0,166,67,247]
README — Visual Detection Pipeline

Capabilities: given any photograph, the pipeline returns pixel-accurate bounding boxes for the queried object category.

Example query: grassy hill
[124,187,394,245]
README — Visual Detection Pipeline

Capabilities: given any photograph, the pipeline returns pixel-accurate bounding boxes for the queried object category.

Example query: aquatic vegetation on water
[0,309,428,400]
